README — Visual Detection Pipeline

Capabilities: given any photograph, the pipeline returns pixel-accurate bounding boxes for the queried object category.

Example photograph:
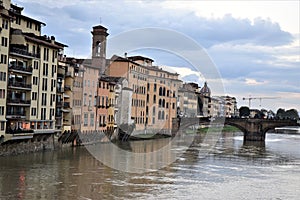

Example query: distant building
[219,96,238,117]
[178,83,199,117]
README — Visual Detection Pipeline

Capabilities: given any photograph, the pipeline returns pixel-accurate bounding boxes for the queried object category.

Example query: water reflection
[0,132,299,199]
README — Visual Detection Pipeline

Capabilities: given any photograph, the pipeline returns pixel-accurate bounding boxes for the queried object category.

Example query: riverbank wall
[0,134,57,157]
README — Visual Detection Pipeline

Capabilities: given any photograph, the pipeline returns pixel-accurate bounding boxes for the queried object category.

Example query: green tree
[239,106,250,117]
[276,108,285,119]
[285,109,299,120]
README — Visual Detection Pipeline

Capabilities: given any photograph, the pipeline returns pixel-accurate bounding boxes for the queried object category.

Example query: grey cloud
[16,0,294,50]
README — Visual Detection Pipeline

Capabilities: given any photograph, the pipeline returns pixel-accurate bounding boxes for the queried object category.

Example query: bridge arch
[224,121,248,134]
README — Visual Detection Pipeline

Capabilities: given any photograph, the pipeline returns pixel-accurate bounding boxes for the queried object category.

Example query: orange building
[107,55,182,135]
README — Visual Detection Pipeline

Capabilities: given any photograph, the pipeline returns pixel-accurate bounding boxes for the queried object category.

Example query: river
[0,132,299,200]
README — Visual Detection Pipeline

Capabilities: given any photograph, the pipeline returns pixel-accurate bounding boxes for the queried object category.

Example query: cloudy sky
[15,0,299,112]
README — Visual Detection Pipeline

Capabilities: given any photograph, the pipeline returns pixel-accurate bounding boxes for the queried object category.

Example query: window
[1,37,8,47]
[41,108,46,120]
[49,108,54,119]
[15,17,21,25]
[33,76,38,85]
[42,78,48,91]
[51,79,55,91]
[35,24,40,31]
[32,92,37,100]
[0,54,7,64]
[26,21,32,29]
[43,63,48,76]
[95,41,101,57]
[43,48,49,61]
[42,93,47,106]
[0,72,6,81]
[0,89,5,99]
[51,65,55,77]
[0,121,5,131]
[2,19,8,29]
[84,113,88,126]
[33,61,39,69]
[50,94,55,106]
[0,106,4,115]
[153,95,156,104]
[31,108,37,116]
[90,113,94,126]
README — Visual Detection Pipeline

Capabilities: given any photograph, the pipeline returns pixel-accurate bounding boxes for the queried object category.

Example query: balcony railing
[64,85,72,91]
[9,64,33,74]
[57,87,64,93]
[6,128,34,134]
[7,98,31,105]
[6,111,26,116]
[8,81,32,90]
[10,47,40,58]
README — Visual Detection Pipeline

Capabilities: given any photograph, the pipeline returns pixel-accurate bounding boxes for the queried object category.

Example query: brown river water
[0,132,299,200]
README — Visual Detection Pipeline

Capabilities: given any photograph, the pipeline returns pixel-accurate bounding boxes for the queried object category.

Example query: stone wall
[0,134,56,157]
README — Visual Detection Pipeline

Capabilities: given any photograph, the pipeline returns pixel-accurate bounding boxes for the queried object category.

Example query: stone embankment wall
[0,135,56,157]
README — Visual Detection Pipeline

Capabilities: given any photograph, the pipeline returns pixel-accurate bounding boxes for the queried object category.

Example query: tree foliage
[276,108,299,119]
[239,106,250,117]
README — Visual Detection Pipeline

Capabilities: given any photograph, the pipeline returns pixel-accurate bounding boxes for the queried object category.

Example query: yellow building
[0,0,67,142]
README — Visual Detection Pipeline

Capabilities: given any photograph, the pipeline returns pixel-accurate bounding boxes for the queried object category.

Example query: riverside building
[107,55,182,135]
[0,0,67,142]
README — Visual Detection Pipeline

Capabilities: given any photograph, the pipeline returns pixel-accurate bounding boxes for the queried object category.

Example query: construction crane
[242,96,280,108]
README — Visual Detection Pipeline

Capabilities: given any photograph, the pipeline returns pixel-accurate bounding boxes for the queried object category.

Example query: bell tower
[91,25,109,75]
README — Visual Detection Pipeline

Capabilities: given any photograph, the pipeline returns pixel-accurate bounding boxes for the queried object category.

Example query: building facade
[1,0,67,142]
[107,55,182,135]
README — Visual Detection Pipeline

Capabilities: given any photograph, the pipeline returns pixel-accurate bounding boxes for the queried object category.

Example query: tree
[239,106,250,118]
[276,108,285,119]
[285,109,299,120]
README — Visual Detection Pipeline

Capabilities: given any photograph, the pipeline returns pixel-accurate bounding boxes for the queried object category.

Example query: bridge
[172,117,300,141]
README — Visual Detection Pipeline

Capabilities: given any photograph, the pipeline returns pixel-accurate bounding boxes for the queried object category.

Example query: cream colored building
[178,83,199,118]
[0,0,67,142]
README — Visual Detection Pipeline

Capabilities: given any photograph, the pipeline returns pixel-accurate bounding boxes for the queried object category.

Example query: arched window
[159,99,162,107]
[162,99,165,108]
[159,87,162,96]
[163,87,166,96]
[158,111,161,120]
[162,111,165,120]
[95,41,101,57]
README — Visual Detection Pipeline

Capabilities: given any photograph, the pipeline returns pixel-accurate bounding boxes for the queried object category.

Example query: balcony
[6,128,34,135]
[6,111,26,119]
[9,64,33,74]
[7,98,31,106]
[10,47,40,59]
[56,101,63,107]
[8,81,32,90]
[57,87,64,93]
[55,112,62,118]
[57,73,65,79]
[63,102,70,108]
[65,71,73,78]
[64,85,72,91]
